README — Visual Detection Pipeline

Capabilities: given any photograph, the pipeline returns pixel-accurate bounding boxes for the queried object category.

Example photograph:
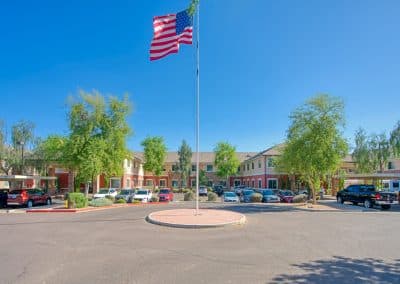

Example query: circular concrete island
[147,209,246,228]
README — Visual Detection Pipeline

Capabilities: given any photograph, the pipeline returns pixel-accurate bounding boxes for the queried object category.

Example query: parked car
[260,189,280,203]
[240,189,255,203]
[337,184,398,210]
[115,189,135,202]
[213,185,224,196]
[93,188,118,199]
[7,188,52,208]
[158,188,174,202]
[223,191,240,203]
[0,189,8,208]
[278,190,294,203]
[199,186,208,196]
[134,189,152,203]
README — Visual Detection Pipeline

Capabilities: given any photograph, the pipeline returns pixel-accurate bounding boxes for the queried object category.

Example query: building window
[258,179,262,188]
[247,164,249,171]
[191,179,196,187]
[207,180,213,187]
[234,180,241,187]
[251,162,254,170]
[172,164,178,172]
[127,159,131,167]
[268,178,278,189]
[251,180,255,187]
[237,166,240,172]
[267,157,275,168]
[258,160,261,168]
[192,164,197,172]
[172,180,178,188]
[159,179,166,187]
[206,164,213,172]
[388,162,395,170]
[126,179,130,188]
[181,180,187,187]
[145,180,153,187]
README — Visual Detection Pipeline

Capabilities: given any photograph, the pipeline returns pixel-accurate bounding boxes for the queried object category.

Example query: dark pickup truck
[337,184,398,210]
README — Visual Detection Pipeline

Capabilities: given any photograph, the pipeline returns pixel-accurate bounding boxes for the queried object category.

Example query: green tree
[276,94,348,204]
[199,169,209,186]
[177,140,192,188]
[141,136,167,188]
[188,0,199,15]
[369,133,390,173]
[214,142,240,187]
[390,121,400,157]
[11,120,35,174]
[352,128,374,173]
[64,90,132,193]
[0,120,18,175]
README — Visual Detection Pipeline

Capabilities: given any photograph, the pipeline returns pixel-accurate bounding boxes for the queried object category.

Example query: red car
[278,190,294,203]
[158,188,174,202]
[7,188,52,208]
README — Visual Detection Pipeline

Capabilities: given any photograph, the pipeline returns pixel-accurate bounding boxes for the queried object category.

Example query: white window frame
[145,179,153,187]
[206,164,213,172]
[267,157,275,168]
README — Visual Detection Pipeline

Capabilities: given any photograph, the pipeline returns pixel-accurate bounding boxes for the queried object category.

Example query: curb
[146,211,246,229]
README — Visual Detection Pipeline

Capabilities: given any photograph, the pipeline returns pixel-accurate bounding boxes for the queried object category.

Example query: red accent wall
[56,173,69,189]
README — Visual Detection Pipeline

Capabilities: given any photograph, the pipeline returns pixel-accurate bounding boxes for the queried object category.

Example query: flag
[150,9,193,61]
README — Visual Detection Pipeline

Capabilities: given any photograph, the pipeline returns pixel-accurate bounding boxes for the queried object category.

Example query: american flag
[150,9,193,61]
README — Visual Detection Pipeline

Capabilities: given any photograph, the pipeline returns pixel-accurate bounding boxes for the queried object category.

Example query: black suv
[337,184,398,210]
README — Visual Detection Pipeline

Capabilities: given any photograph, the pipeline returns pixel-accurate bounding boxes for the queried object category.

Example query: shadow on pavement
[270,256,400,284]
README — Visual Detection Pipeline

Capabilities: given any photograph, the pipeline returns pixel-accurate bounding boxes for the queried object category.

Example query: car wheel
[27,200,33,208]
[381,205,391,210]
[337,196,344,204]
[364,199,372,209]
[46,198,52,206]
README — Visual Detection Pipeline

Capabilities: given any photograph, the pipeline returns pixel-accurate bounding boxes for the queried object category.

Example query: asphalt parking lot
[1,202,400,284]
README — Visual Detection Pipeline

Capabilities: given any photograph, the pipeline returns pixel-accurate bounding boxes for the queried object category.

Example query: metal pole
[195,3,200,215]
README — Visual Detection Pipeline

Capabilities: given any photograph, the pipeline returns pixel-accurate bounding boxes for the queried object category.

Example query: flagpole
[195,2,200,215]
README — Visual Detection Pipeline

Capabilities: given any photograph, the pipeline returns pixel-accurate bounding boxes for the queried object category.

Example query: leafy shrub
[184,191,195,201]
[132,200,141,204]
[182,188,191,194]
[153,188,160,193]
[292,194,307,203]
[207,192,217,202]
[67,192,88,209]
[172,188,181,193]
[89,198,113,207]
[150,196,159,202]
[105,195,115,202]
[115,198,127,204]
[250,193,263,203]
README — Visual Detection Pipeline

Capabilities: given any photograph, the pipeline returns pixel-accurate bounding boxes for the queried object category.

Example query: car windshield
[159,189,170,194]
[224,192,236,197]
[120,190,131,195]
[282,191,293,196]
[137,190,148,195]
[98,189,109,194]
[263,190,274,195]
[243,190,254,195]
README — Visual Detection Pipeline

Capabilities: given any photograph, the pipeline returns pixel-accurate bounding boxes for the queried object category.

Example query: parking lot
[1,201,400,284]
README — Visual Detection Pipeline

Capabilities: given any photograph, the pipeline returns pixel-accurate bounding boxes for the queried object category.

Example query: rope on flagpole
[195,2,200,215]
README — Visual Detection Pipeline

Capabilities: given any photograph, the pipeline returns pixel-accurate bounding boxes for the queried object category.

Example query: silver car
[261,189,280,203]
[115,189,135,202]
[223,191,240,203]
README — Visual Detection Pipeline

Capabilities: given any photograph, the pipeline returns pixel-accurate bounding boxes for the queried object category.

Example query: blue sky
[1,0,399,152]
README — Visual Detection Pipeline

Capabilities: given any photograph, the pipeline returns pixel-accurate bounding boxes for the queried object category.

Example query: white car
[93,188,118,199]
[133,189,152,203]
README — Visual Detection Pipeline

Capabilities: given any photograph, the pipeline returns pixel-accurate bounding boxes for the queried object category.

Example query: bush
[184,191,195,201]
[153,188,160,193]
[172,188,181,193]
[292,194,307,203]
[207,192,217,202]
[67,192,88,209]
[132,199,141,204]
[150,196,159,202]
[250,193,263,203]
[89,198,113,207]
[115,198,126,204]
[105,195,115,202]
[182,188,191,194]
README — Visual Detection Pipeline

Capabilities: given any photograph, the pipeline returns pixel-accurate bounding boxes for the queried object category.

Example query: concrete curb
[146,210,247,229]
